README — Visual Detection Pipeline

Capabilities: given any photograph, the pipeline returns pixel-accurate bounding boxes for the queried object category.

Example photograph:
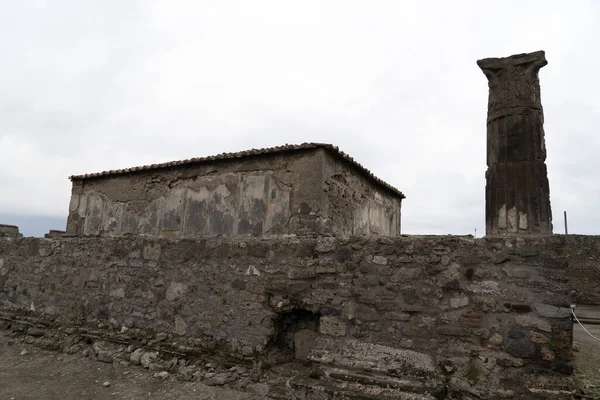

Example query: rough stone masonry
[0,234,592,399]
[478,51,553,235]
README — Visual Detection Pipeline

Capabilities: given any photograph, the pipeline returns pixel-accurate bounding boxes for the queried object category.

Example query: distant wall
[2,234,595,397]
[0,224,21,238]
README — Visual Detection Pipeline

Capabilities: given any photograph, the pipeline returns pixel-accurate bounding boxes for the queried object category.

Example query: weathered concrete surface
[478,51,553,235]
[1,234,592,398]
[66,148,402,238]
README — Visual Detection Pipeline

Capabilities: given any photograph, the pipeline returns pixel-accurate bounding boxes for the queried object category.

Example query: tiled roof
[69,143,405,198]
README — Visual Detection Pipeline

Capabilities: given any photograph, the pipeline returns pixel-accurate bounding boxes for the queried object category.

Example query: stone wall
[66,149,402,238]
[1,233,595,398]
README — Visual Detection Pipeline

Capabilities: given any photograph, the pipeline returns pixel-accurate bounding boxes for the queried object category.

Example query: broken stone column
[477,51,552,235]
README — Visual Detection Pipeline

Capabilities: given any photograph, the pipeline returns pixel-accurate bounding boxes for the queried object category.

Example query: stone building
[66,143,404,238]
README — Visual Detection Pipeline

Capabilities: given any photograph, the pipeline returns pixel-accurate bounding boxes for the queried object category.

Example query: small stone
[177,366,195,381]
[154,371,170,380]
[19,349,28,356]
[26,328,44,337]
[246,382,270,396]
[515,315,552,333]
[489,333,503,346]
[82,349,90,357]
[449,295,469,309]
[372,255,388,265]
[102,381,111,387]
[203,373,228,386]
[141,352,158,368]
[529,331,550,344]
[130,348,144,365]
[96,350,114,363]
[387,312,410,321]
[149,362,169,372]
[155,332,168,342]
[316,238,336,253]
[540,345,555,361]
[241,345,253,356]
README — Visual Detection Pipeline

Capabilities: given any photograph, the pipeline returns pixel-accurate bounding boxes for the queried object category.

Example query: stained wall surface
[66,149,402,238]
[1,233,594,398]
[323,154,401,236]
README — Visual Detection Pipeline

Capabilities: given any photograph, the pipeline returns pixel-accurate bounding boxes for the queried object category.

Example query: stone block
[514,315,551,333]
[505,336,535,358]
[449,295,469,309]
[534,303,571,319]
[319,316,347,337]
[294,329,318,360]
[371,255,388,265]
[529,331,550,344]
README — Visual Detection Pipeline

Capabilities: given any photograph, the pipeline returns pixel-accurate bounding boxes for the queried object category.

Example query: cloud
[1,0,599,236]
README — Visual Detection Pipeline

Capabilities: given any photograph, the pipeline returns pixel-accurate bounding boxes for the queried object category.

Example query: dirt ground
[0,331,263,400]
[572,306,600,397]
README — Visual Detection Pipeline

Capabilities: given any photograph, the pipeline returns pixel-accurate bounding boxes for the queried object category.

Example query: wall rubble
[1,234,596,398]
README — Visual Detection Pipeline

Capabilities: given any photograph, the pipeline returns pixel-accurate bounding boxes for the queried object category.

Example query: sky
[1,1,599,237]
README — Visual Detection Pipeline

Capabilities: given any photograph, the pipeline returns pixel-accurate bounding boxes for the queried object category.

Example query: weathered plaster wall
[1,234,593,398]
[323,154,401,236]
[66,149,403,239]
[66,150,327,238]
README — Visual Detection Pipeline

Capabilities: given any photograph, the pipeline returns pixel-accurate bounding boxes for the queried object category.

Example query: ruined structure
[0,224,21,238]
[0,51,596,399]
[66,143,403,238]
[478,51,553,235]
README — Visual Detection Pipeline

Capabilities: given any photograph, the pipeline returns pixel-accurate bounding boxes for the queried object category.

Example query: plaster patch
[519,211,528,230]
[246,265,260,276]
[498,204,507,229]
[507,207,518,233]
[69,195,80,212]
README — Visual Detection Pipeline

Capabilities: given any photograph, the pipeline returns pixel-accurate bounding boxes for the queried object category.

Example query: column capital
[477,51,547,119]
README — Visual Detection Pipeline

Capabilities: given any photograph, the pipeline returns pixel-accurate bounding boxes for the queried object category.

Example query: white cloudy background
[1,0,599,237]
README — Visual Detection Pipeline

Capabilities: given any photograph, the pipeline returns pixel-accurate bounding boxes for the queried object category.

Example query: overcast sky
[1,1,599,237]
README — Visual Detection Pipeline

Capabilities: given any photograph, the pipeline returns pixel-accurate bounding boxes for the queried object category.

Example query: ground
[0,331,262,400]
[572,306,600,398]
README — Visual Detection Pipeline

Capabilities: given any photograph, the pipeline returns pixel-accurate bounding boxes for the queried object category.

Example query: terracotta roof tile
[69,142,405,198]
